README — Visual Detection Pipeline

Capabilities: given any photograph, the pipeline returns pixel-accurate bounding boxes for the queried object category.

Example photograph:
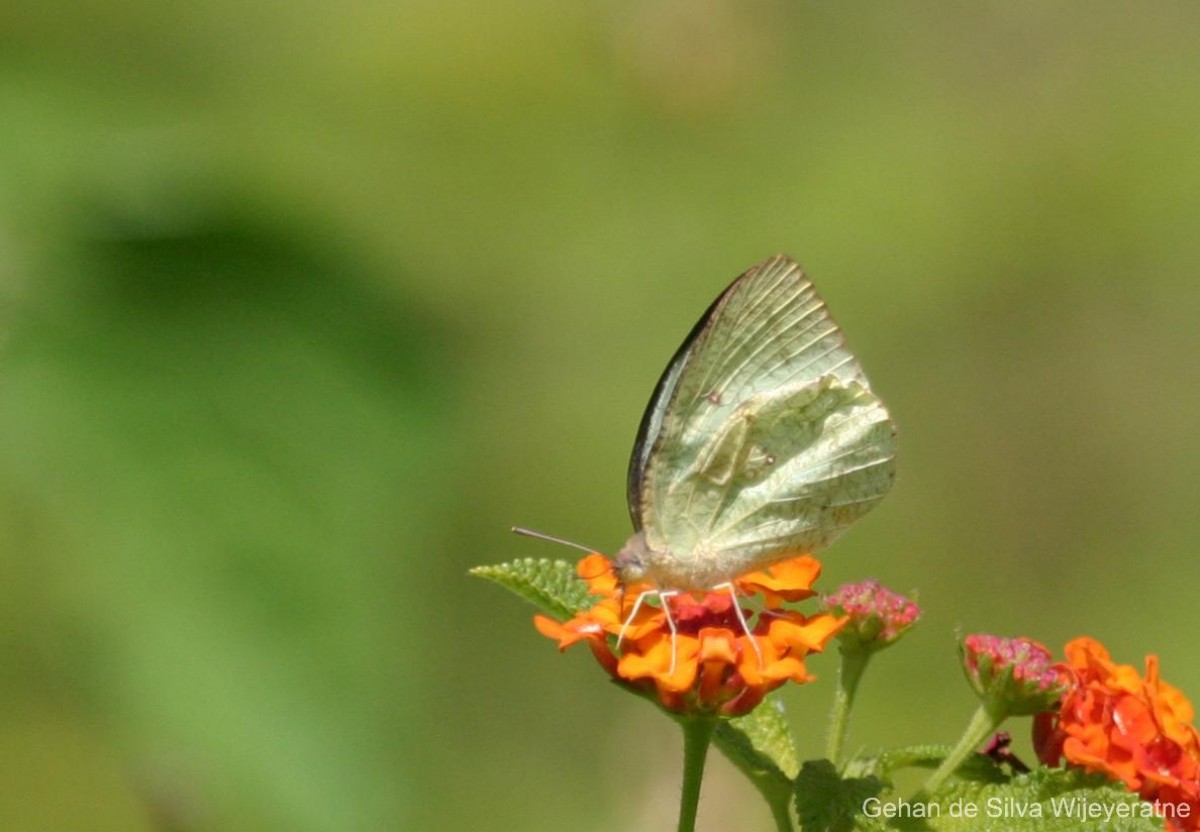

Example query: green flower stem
[826,649,871,765]
[678,716,718,832]
[920,702,1004,796]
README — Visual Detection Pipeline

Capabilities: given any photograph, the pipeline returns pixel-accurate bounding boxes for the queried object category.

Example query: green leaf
[861,744,1008,786]
[807,766,1167,832]
[890,768,1167,831]
[713,696,799,831]
[794,758,888,832]
[720,695,800,779]
[872,744,952,773]
[470,558,592,619]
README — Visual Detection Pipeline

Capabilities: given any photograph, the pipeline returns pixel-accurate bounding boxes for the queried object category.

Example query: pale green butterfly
[612,254,897,592]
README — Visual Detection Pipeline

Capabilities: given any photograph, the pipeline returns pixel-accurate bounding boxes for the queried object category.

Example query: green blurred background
[2,2,1199,830]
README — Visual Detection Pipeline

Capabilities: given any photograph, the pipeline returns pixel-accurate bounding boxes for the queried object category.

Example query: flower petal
[736,555,822,605]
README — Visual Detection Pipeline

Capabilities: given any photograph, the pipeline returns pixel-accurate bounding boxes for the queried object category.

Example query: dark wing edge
[625,255,786,529]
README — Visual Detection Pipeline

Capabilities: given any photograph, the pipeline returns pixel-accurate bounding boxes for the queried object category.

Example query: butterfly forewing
[626,255,896,589]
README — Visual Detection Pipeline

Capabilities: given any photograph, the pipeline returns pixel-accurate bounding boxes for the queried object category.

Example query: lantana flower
[823,579,920,653]
[534,553,845,716]
[961,634,1066,716]
[922,633,1067,795]
[821,580,921,763]
[1034,637,1200,831]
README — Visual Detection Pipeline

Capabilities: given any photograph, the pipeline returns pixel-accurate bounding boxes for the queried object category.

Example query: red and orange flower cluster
[1036,637,1200,831]
[535,553,845,716]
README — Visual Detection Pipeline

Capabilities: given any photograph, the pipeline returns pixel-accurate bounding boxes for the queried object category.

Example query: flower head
[960,634,1066,716]
[822,580,920,653]
[1034,637,1200,831]
[534,553,845,716]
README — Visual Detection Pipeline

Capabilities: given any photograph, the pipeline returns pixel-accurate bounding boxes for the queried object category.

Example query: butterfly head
[612,530,651,585]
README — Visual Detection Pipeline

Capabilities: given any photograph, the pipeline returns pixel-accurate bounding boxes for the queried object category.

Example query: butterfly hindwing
[625,255,896,588]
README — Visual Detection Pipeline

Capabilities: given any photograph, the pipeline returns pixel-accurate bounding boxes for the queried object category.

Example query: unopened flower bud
[960,634,1065,716]
[823,580,920,653]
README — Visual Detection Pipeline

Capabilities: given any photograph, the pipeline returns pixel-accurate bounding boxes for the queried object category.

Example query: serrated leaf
[713,696,798,828]
[865,745,1009,786]
[794,758,888,832]
[720,695,800,779]
[865,769,1166,832]
[470,558,592,619]
[874,744,952,773]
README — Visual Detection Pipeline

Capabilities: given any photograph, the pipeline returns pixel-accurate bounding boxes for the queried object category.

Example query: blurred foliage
[2,2,1200,830]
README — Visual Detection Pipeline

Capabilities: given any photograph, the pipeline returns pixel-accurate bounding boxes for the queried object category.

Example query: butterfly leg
[617,589,681,675]
[616,588,655,651]
[658,590,680,676]
[715,581,762,667]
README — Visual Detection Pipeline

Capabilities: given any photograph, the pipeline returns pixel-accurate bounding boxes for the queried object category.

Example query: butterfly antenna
[510,526,600,555]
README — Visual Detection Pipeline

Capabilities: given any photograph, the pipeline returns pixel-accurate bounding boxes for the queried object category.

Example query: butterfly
[612,254,897,592]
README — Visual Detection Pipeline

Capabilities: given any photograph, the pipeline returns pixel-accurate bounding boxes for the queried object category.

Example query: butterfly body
[614,255,896,592]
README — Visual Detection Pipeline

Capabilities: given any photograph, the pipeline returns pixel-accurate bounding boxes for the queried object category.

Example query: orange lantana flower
[534,553,845,716]
[1035,637,1200,831]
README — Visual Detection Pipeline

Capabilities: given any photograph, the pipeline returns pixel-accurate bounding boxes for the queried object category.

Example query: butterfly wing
[626,255,896,588]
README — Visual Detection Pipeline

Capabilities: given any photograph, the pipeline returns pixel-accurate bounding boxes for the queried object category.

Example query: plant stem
[678,716,717,832]
[826,649,870,765]
[920,702,1003,796]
